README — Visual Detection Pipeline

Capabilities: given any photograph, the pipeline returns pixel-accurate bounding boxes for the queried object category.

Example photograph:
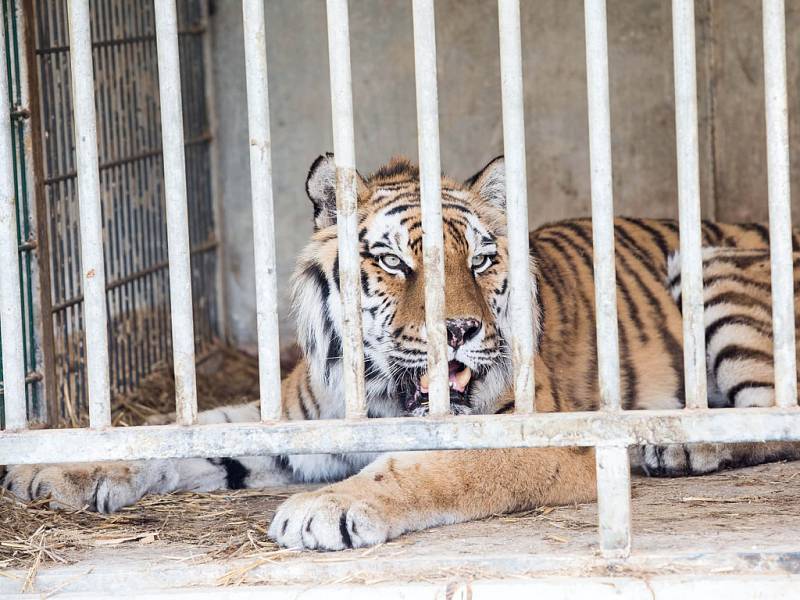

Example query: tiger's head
[291,154,537,417]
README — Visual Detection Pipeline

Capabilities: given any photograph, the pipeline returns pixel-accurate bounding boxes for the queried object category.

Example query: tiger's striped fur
[6,156,800,551]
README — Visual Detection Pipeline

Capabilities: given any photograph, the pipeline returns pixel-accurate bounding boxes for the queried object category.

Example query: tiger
[5,154,800,550]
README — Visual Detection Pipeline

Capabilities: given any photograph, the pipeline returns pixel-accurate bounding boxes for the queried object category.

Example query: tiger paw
[3,462,165,513]
[268,488,392,550]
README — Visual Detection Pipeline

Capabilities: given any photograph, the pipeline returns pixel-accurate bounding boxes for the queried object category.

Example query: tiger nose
[445,318,481,349]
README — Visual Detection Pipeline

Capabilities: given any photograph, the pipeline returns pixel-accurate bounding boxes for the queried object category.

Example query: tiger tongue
[418,363,472,394]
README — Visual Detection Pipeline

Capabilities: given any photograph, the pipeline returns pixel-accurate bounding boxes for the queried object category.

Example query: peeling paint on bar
[67,0,111,428]
[3,408,800,465]
[0,14,26,430]
[412,0,450,416]
[498,0,535,414]
[584,0,631,558]
[762,0,797,409]
[326,0,367,418]
[243,0,282,421]
[672,0,708,410]
[154,0,198,426]
[596,445,632,558]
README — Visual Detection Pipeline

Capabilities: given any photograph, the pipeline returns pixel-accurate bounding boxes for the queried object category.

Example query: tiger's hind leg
[635,442,800,477]
[640,248,800,477]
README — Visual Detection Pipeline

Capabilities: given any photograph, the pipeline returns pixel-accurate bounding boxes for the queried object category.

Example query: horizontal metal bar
[34,28,208,55]
[48,238,219,313]
[763,0,798,409]
[2,407,800,464]
[673,0,708,410]
[43,132,213,186]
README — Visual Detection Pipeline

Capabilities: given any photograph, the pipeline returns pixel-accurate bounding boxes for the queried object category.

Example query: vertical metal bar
[584,0,631,558]
[672,0,708,410]
[584,0,621,411]
[595,445,632,558]
[763,0,797,409]
[498,0,535,414]
[154,0,197,425]
[412,0,449,416]
[243,0,281,421]
[326,0,366,418]
[0,12,25,430]
[67,0,111,428]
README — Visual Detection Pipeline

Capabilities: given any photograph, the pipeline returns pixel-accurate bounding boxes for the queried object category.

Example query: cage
[2,0,800,597]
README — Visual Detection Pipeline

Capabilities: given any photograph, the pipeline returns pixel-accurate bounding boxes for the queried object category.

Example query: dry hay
[1,344,301,574]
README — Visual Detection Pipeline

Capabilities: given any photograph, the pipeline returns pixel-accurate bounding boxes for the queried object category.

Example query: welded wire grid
[0,0,41,426]
[32,0,219,420]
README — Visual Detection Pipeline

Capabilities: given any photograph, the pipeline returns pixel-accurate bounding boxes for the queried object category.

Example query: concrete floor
[4,460,800,597]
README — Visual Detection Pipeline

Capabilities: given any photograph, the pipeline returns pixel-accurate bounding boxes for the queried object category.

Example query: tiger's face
[292,155,533,417]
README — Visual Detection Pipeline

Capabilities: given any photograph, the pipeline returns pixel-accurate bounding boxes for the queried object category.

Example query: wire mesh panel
[0,0,45,426]
[30,0,219,422]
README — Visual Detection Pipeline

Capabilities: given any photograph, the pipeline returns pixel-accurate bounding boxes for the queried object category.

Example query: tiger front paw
[3,462,166,513]
[268,488,392,551]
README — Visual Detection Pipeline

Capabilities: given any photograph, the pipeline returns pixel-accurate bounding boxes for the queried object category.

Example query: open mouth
[404,360,473,412]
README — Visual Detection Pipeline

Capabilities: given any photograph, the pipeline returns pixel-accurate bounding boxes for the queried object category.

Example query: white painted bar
[154,0,198,426]
[584,0,621,410]
[67,0,111,428]
[498,0,535,414]
[243,0,282,421]
[584,0,632,558]
[672,0,708,410]
[412,0,449,416]
[596,445,632,558]
[326,0,367,418]
[3,407,800,464]
[0,16,25,431]
[763,0,797,409]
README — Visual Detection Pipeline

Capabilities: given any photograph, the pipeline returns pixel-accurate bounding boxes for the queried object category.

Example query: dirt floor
[3,347,800,594]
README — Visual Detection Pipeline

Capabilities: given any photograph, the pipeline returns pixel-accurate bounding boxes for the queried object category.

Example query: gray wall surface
[209,0,799,346]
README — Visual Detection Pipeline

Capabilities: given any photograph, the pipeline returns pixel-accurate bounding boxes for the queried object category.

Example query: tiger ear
[465,156,505,210]
[305,153,367,230]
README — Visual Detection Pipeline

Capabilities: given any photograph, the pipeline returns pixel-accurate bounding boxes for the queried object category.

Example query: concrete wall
[210,0,798,345]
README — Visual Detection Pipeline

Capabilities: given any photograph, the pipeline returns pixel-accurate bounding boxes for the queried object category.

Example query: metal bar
[412,0,449,416]
[584,0,632,558]
[0,11,25,430]
[672,0,708,410]
[154,0,198,426]
[3,407,800,464]
[497,0,535,414]
[583,0,621,410]
[326,0,367,418]
[763,0,797,409]
[595,445,632,558]
[243,0,282,421]
[67,0,111,428]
